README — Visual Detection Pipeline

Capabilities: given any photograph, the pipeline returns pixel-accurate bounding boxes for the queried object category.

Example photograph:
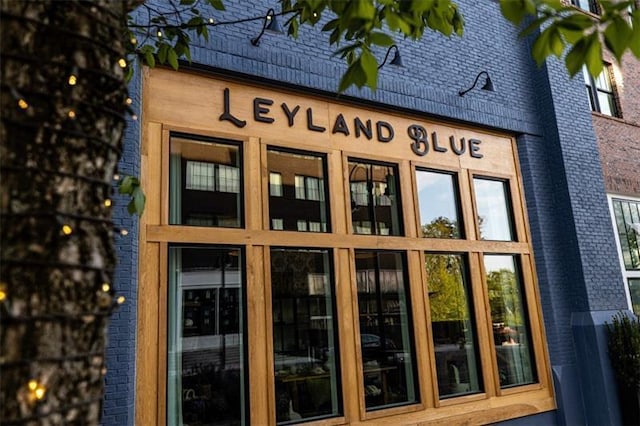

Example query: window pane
[268,149,330,232]
[474,178,514,241]
[170,136,242,227]
[597,91,616,116]
[629,278,640,316]
[349,160,403,236]
[355,251,418,410]
[425,254,482,398]
[270,172,283,197]
[484,255,536,388]
[416,170,463,238]
[612,199,640,270]
[271,248,341,423]
[167,246,246,425]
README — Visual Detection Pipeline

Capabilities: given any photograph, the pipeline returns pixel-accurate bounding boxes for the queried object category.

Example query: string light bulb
[0,289,6,302]
[34,386,46,400]
[209,18,214,23]
[28,380,38,391]
[113,174,120,181]
[130,37,137,45]
[131,114,138,121]
[104,199,112,207]
[120,229,129,236]
[62,225,73,235]
[68,110,76,119]
[102,283,110,292]
[125,97,132,106]
[157,30,163,37]
[118,58,127,68]
[18,98,28,110]
[68,74,77,86]
[117,296,126,304]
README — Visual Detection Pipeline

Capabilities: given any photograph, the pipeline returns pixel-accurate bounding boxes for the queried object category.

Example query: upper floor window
[571,0,599,14]
[612,198,640,270]
[583,64,620,117]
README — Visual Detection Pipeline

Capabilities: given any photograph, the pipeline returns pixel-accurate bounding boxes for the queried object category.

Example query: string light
[116,296,125,304]
[18,98,28,110]
[113,174,120,181]
[61,225,73,235]
[104,199,112,207]
[34,386,46,400]
[101,283,110,292]
[117,58,127,68]
[120,229,128,236]
[125,97,132,105]
[130,37,137,45]
[68,74,77,86]
[209,18,214,23]
[28,380,38,391]
[0,289,6,302]
[157,30,163,37]
[131,114,137,121]
[68,110,76,119]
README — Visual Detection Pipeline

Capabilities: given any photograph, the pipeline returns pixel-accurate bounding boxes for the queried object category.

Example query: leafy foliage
[499,0,639,77]
[607,312,640,391]
[117,175,146,216]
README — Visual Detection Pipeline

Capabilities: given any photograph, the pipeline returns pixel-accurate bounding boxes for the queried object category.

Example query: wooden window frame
[136,68,555,425]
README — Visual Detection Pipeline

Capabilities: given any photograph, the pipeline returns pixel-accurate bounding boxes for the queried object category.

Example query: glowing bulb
[313,12,318,17]
[68,75,77,86]
[28,380,38,391]
[131,114,138,121]
[125,97,132,105]
[101,367,108,375]
[62,225,73,235]
[118,58,127,68]
[130,37,137,45]
[0,290,6,301]
[113,174,120,181]
[104,199,112,207]
[102,283,111,292]
[209,18,214,23]
[34,386,46,400]
[68,110,76,119]
[266,15,272,21]
[157,30,163,37]
[18,99,28,109]
[120,229,129,236]
[117,296,126,304]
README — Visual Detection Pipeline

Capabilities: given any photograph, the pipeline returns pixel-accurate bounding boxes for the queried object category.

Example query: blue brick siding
[105,1,629,424]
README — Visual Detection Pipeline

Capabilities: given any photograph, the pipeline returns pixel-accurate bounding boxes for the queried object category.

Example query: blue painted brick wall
[106,1,628,424]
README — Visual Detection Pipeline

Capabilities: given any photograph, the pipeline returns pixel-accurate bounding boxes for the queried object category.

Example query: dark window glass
[612,199,640,270]
[268,149,329,232]
[473,178,515,241]
[484,255,536,388]
[348,160,402,236]
[425,253,482,398]
[167,246,247,425]
[355,251,418,410]
[571,0,599,14]
[170,135,242,227]
[416,170,463,238]
[271,248,341,423]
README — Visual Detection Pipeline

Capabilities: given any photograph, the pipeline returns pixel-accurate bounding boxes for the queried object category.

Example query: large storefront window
[167,246,247,425]
[348,160,402,236]
[139,71,553,426]
[425,253,482,398]
[170,135,243,227]
[271,248,341,423]
[484,255,536,387]
[268,149,329,232]
[355,251,418,410]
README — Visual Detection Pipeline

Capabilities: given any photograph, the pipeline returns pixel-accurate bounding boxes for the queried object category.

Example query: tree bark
[1,1,130,423]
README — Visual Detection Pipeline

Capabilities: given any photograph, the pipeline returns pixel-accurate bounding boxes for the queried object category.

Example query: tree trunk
[1,1,130,423]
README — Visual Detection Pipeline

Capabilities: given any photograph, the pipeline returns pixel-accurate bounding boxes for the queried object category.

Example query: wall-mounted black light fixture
[458,70,495,96]
[378,45,403,69]
[251,8,284,46]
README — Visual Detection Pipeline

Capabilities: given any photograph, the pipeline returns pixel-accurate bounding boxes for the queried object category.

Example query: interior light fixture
[458,70,495,96]
[251,8,284,46]
[378,45,403,69]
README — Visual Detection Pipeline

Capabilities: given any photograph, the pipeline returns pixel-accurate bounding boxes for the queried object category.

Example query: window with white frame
[610,196,640,315]
[582,64,620,117]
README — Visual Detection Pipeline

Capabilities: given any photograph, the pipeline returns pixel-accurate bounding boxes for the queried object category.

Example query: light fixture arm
[251,8,277,46]
[458,70,493,97]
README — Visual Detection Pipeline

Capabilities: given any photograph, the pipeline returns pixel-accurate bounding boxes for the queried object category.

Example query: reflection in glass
[268,150,329,232]
[629,278,640,316]
[271,248,341,423]
[425,254,482,398]
[484,255,536,388]
[416,170,462,238]
[612,199,640,270]
[349,160,402,236]
[473,178,514,241]
[167,246,246,425]
[355,251,418,410]
[170,136,242,227]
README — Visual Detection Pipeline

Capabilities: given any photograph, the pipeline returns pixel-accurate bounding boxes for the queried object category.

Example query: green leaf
[369,31,394,47]
[500,0,527,24]
[584,33,603,76]
[118,176,134,194]
[167,48,179,70]
[565,37,589,76]
[144,50,155,68]
[631,10,640,57]
[531,26,553,66]
[549,27,565,57]
[157,43,168,64]
[207,0,225,11]
[604,17,632,61]
[360,49,378,90]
